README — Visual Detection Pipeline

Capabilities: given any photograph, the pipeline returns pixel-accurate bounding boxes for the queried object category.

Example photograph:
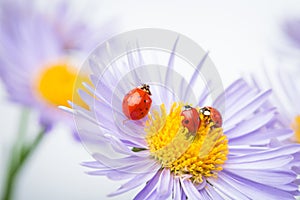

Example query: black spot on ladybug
[146,108,148,110]
[144,100,146,103]
[141,112,144,115]
[184,120,189,124]
[139,108,142,111]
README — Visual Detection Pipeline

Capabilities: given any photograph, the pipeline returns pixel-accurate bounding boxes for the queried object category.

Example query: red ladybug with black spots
[122,84,152,120]
[181,105,201,133]
[199,106,222,128]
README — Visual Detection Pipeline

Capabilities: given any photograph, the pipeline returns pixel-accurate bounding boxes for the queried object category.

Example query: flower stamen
[292,115,300,143]
[145,103,228,184]
[34,62,89,109]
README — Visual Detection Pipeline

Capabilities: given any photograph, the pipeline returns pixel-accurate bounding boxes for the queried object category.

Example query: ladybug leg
[185,131,196,139]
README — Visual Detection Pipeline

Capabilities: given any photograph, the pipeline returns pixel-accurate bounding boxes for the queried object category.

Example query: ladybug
[180,105,201,133]
[122,84,152,120]
[199,106,222,128]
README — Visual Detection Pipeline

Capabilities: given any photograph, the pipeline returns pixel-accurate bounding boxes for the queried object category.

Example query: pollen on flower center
[292,115,300,143]
[145,103,228,184]
[34,62,89,109]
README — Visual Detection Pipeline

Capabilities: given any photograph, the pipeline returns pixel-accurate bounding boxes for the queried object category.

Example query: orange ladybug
[122,84,152,120]
[199,106,222,128]
[181,105,201,133]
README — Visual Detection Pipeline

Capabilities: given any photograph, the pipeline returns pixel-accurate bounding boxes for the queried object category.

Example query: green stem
[10,109,30,171]
[2,109,45,200]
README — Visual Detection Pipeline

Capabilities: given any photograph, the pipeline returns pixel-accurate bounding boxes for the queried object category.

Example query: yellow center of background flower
[34,63,89,109]
[145,103,228,184]
[292,115,300,143]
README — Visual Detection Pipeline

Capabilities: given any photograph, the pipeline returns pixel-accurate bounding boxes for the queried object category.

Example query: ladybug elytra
[122,84,152,120]
[180,105,201,133]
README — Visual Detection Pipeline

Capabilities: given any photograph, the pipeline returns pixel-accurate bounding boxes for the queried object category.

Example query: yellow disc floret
[34,62,89,109]
[145,103,228,184]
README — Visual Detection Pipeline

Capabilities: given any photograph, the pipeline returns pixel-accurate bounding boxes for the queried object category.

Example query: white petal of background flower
[1,0,300,199]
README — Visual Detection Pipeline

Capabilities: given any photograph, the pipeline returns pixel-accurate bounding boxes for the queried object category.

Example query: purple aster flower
[72,29,300,199]
[0,0,114,131]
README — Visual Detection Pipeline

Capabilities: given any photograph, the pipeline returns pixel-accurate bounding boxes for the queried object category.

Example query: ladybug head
[183,105,192,110]
[140,84,151,95]
[199,106,211,116]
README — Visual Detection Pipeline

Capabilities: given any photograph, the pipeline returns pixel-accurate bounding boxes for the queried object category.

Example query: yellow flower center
[34,62,89,109]
[292,115,300,143]
[145,103,228,184]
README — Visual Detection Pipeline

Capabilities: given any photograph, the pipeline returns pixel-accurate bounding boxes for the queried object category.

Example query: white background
[1,0,300,199]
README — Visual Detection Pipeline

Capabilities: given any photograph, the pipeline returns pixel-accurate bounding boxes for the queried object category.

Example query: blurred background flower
[0,0,116,199]
[279,18,300,143]
[248,16,300,145]
[1,0,300,200]
[250,61,300,144]
[0,0,115,131]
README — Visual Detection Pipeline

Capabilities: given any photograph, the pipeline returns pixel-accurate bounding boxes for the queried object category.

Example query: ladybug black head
[199,107,211,116]
[140,84,151,95]
[183,105,192,110]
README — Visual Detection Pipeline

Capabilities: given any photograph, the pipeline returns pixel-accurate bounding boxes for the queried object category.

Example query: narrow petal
[157,169,173,199]
[229,128,293,145]
[205,184,227,200]
[81,161,105,169]
[183,51,209,100]
[93,153,151,170]
[224,108,275,138]
[213,78,245,108]
[219,171,295,200]
[108,172,157,197]
[225,90,272,127]
[134,170,161,200]
[225,168,296,186]
[173,177,183,200]
[180,179,202,199]
[227,144,300,162]
[224,155,293,169]
[208,176,251,200]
